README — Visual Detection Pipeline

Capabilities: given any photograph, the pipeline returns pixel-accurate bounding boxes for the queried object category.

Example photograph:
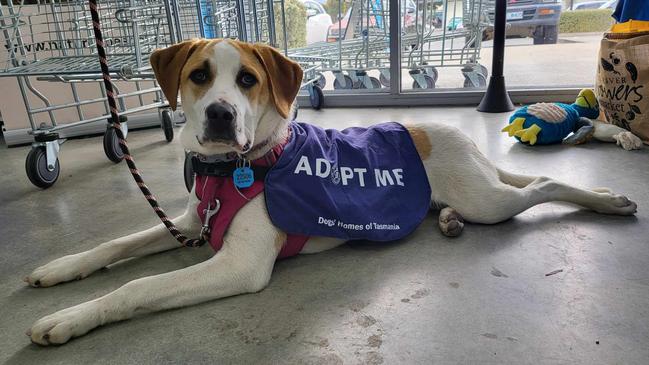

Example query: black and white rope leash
[88,0,207,247]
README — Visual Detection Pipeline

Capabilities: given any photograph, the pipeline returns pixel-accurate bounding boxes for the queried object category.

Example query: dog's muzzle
[204,102,237,142]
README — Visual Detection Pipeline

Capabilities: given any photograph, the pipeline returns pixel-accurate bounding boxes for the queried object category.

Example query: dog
[24,39,638,345]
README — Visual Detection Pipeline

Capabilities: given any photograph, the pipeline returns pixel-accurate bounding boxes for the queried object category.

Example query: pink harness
[194,144,309,259]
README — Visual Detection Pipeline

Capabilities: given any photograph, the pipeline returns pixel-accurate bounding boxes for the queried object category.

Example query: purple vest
[264,122,431,241]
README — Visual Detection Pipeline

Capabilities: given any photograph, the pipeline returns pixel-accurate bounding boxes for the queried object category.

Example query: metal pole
[477,0,513,112]
[267,0,276,46]
[237,0,248,41]
[280,0,288,54]
[388,0,400,94]
[164,0,177,43]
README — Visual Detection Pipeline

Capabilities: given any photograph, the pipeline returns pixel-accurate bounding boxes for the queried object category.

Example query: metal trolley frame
[0,0,185,188]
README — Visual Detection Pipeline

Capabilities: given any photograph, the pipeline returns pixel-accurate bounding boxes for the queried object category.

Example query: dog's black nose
[204,102,236,141]
[206,103,235,122]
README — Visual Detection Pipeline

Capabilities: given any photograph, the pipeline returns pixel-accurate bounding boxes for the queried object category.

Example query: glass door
[285,0,595,106]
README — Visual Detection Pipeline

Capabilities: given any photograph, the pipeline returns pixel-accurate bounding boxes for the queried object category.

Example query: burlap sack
[596,31,649,143]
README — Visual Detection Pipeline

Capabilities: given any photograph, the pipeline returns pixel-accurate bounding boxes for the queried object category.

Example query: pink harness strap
[194,145,309,259]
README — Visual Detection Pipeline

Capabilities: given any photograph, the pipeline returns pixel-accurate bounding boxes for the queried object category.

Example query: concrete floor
[1,107,648,364]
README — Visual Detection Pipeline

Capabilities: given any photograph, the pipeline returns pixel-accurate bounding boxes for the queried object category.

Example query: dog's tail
[496,168,537,188]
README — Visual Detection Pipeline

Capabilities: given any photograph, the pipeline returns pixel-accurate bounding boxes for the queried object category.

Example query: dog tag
[233,166,254,188]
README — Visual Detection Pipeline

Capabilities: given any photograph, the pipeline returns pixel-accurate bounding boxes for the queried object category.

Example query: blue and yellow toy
[502,89,600,145]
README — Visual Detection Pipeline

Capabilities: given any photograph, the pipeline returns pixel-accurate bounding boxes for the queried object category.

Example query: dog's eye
[237,71,257,88]
[189,69,209,84]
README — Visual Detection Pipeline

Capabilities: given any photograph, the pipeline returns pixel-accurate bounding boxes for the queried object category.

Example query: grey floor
[1,107,648,365]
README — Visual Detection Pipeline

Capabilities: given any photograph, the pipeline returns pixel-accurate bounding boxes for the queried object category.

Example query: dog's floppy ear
[253,44,303,119]
[150,39,203,110]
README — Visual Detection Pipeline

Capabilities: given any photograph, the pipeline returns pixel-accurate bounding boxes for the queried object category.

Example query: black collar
[190,156,271,181]
[190,130,290,181]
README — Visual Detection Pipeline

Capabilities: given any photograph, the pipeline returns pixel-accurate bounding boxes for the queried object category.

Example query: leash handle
[88,0,206,247]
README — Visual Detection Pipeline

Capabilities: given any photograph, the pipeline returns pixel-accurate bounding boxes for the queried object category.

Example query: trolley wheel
[370,77,381,89]
[309,85,324,110]
[355,77,381,89]
[103,127,124,163]
[333,74,353,89]
[25,146,60,189]
[463,73,487,88]
[161,110,174,142]
[412,74,436,89]
[183,152,195,193]
[478,64,488,78]
[379,72,390,87]
[315,73,326,89]
[424,67,439,83]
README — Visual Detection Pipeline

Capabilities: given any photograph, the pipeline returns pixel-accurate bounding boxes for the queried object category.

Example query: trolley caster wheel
[315,73,326,89]
[463,73,487,88]
[379,72,390,87]
[369,76,381,89]
[479,64,488,78]
[408,43,418,50]
[309,85,324,110]
[183,152,195,193]
[25,146,60,189]
[103,127,124,163]
[355,77,381,89]
[333,74,353,89]
[423,67,439,83]
[161,109,174,142]
[412,74,436,89]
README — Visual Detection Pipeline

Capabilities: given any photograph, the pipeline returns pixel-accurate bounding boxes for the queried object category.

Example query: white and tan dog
[24,39,638,345]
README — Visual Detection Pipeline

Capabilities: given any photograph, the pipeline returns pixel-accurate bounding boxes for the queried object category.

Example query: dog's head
[150,39,303,156]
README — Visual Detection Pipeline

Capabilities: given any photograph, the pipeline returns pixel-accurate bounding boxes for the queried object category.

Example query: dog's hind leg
[496,169,537,188]
[451,175,637,225]
[411,123,636,227]
[497,168,615,195]
[495,167,637,218]
[25,197,201,288]
[438,207,465,237]
[27,196,281,346]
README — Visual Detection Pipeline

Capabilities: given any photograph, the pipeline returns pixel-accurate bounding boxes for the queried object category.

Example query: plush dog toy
[502,89,600,145]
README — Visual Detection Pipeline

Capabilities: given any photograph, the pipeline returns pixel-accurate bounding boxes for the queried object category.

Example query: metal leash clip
[201,199,221,238]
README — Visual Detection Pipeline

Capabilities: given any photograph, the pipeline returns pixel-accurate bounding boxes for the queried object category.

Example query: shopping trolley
[0,0,184,188]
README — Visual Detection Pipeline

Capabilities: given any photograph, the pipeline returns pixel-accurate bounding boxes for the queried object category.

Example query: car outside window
[304,1,325,16]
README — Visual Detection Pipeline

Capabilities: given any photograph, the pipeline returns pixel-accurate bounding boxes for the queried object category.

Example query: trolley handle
[202,6,238,27]
[114,5,166,24]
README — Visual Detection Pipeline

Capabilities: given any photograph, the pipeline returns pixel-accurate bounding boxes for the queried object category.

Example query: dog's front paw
[25,252,100,287]
[613,132,643,151]
[27,301,101,345]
